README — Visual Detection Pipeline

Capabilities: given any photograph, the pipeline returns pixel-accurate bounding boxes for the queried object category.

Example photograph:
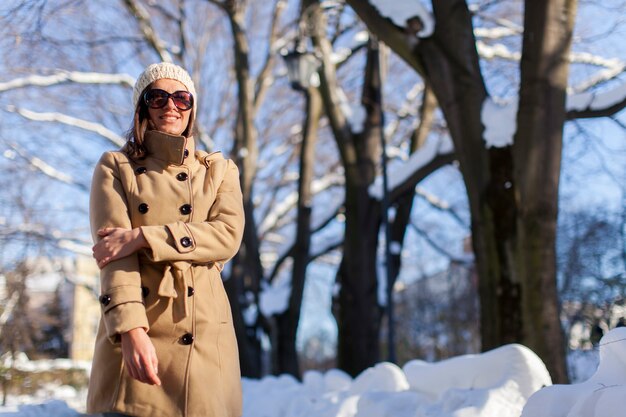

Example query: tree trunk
[223,2,265,378]
[346,0,572,382]
[334,184,382,376]
[512,0,577,384]
[308,0,385,373]
[275,87,322,377]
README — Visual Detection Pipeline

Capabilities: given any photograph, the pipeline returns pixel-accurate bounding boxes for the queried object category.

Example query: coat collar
[144,130,196,166]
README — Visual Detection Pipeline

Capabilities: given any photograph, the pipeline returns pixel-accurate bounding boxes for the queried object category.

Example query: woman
[87,62,244,417]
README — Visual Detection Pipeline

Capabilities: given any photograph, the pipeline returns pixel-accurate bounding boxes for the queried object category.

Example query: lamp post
[281,45,321,91]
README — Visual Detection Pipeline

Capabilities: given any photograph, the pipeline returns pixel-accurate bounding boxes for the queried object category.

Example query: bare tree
[345,0,626,382]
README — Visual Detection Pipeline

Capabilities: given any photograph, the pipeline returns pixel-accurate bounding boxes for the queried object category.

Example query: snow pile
[243,343,551,417]
[522,327,626,417]
[481,96,518,148]
[0,343,558,417]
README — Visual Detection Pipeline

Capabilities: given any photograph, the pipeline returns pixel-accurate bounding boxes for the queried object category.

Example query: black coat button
[180,204,192,215]
[184,149,189,158]
[187,286,195,297]
[142,286,150,298]
[135,166,147,175]
[180,236,192,248]
[181,333,194,345]
[176,172,188,181]
[138,203,149,213]
[99,295,111,306]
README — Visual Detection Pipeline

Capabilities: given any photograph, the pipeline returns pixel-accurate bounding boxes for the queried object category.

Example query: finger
[97,228,112,236]
[142,354,161,386]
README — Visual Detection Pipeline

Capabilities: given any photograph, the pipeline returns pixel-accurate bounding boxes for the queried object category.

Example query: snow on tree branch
[5,106,125,148]
[570,59,626,93]
[0,71,134,92]
[337,88,367,134]
[476,40,521,61]
[4,141,87,191]
[258,172,344,235]
[474,26,520,39]
[481,97,517,148]
[566,82,626,119]
[476,39,625,89]
[369,0,434,38]
[369,135,454,200]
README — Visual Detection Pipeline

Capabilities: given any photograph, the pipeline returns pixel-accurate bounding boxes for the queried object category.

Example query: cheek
[147,108,159,125]
[182,112,191,130]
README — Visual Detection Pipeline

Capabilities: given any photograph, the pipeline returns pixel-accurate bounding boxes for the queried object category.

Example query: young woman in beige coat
[87,62,244,417]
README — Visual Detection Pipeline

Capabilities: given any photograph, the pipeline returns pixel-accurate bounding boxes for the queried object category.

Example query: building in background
[0,256,99,362]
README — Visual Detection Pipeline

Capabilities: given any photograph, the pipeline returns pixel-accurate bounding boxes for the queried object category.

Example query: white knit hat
[132,62,197,116]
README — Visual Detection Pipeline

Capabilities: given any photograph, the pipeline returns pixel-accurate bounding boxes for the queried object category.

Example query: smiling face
[147,78,192,136]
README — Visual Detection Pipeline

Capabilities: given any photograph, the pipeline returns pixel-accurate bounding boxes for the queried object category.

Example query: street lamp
[281,45,321,91]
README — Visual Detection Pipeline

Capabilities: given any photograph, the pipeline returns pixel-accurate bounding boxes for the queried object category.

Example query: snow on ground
[521,327,626,417]
[0,341,604,417]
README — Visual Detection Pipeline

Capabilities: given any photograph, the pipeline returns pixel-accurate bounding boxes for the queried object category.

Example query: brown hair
[122,84,196,160]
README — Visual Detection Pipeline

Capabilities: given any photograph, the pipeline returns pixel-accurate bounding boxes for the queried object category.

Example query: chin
[158,126,185,136]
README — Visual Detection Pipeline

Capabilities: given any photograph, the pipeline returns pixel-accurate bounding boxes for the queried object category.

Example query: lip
[160,114,181,120]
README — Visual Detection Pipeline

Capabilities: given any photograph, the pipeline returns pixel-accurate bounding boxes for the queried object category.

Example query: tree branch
[5,106,125,148]
[123,0,174,62]
[409,222,472,265]
[415,187,468,228]
[253,0,286,114]
[0,222,92,256]
[3,141,89,192]
[0,71,134,92]
[267,204,343,283]
[258,172,343,235]
[566,84,626,120]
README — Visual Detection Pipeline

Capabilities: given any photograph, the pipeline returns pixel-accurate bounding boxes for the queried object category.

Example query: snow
[259,277,291,316]
[481,96,518,148]
[0,340,613,417]
[0,401,80,417]
[242,344,548,417]
[566,82,626,112]
[521,327,626,417]
[369,135,454,200]
[369,0,435,38]
[336,88,367,134]
[17,347,538,417]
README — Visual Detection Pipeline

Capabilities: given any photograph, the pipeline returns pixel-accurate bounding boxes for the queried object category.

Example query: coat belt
[156,261,223,321]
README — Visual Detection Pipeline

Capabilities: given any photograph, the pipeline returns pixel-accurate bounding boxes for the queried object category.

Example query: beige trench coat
[87,130,244,417]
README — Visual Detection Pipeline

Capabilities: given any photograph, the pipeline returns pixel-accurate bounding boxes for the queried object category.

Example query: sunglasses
[143,89,194,111]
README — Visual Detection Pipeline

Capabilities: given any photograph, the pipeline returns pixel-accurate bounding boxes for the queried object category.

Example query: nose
[164,96,178,110]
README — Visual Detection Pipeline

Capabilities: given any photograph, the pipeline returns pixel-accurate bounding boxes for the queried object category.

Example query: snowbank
[0,343,553,417]
[243,343,550,417]
[521,327,626,417]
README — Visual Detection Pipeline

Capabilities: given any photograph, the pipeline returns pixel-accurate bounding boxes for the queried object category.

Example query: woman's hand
[93,227,148,269]
[120,327,162,386]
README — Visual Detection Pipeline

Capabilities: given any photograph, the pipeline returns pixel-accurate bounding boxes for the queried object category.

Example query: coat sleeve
[90,152,149,342]
[140,159,245,264]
